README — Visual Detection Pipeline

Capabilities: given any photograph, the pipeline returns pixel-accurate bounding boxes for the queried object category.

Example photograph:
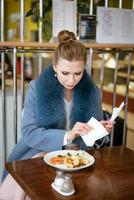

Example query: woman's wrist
[63,131,80,150]
[63,131,73,146]
[67,131,73,144]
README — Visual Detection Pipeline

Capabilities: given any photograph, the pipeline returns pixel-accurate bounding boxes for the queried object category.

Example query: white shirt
[63,99,73,145]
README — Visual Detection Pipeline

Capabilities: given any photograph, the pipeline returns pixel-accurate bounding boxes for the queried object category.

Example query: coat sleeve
[21,81,66,152]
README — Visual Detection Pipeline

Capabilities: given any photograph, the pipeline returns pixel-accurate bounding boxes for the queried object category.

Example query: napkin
[81,101,126,147]
[81,117,109,147]
[110,101,126,121]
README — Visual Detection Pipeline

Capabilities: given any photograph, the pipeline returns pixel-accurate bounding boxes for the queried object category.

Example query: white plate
[43,150,95,172]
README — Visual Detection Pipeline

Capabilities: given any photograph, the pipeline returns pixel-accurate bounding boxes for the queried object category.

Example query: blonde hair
[53,30,87,66]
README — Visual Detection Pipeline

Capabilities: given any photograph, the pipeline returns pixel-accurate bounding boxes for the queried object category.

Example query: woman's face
[53,58,85,90]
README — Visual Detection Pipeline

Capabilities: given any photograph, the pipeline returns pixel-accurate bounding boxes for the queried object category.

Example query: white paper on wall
[96,7,134,44]
[52,0,77,37]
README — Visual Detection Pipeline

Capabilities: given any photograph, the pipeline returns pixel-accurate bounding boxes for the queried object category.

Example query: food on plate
[50,152,89,168]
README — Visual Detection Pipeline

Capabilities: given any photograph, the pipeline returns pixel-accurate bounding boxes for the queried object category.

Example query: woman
[0,30,113,199]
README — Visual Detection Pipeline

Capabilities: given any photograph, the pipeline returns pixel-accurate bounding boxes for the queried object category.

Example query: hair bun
[57,30,76,43]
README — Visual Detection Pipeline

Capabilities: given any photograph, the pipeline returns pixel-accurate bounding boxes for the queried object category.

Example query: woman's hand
[100,120,115,133]
[67,122,93,141]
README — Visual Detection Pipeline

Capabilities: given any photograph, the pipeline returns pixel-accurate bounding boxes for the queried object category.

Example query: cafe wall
[4,0,133,42]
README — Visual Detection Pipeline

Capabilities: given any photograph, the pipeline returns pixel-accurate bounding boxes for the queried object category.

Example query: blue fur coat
[2,65,103,182]
[35,65,103,129]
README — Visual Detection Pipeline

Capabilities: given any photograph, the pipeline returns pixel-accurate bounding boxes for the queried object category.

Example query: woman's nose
[68,75,74,83]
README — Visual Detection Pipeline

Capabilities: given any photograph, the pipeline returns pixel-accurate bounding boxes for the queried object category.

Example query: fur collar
[35,65,103,129]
